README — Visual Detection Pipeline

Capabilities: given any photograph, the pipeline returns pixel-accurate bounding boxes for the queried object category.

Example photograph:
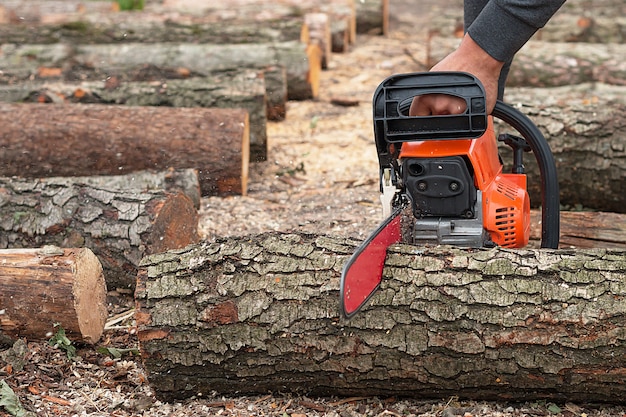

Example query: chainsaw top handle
[372,71,560,249]
[373,71,488,144]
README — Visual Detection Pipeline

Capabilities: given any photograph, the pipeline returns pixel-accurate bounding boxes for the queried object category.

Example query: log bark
[0,103,249,196]
[136,232,626,403]
[0,247,107,344]
[429,39,626,87]
[0,175,199,290]
[0,41,320,100]
[498,87,626,213]
[0,70,268,161]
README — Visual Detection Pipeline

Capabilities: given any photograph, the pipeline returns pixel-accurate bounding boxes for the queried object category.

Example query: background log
[356,0,388,35]
[496,89,626,213]
[531,211,626,249]
[429,39,626,87]
[0,247,107,344]
[0,41,320,100]
[0,103,249,196]
[0,175,199,290]
[136,232,626,403]
[0,70,268,161]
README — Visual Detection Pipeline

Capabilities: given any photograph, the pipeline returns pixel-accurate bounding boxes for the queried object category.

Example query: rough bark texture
[0,103,249,196]
[497,87,626,213]
[0,247,107,344]
[0,175,199,290]
[136,232,626,403]
[0,71,268,161]
[0,41,320,100]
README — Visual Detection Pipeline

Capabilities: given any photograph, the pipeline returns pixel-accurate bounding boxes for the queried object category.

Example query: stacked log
[0,70,270,162]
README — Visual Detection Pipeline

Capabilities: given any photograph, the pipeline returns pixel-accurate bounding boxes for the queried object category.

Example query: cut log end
[71,248,108,344]
[145,192,199,255]
[0,247,108,344]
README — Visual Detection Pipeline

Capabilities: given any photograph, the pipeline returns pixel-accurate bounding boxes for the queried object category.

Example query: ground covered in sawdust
[2,1,626,416]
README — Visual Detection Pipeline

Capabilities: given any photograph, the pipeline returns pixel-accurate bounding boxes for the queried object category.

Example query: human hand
[409,34,504,116]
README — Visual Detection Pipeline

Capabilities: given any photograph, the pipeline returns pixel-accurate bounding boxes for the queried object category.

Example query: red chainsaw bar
[339,205,404,318]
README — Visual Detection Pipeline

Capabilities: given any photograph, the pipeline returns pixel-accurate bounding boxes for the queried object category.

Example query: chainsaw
[340,72,560,318]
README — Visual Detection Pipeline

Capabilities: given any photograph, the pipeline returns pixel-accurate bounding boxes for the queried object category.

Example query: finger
[409,95,432,116]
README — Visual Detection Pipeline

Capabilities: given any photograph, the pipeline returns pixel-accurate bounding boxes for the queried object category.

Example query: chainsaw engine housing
[399,119,531,248]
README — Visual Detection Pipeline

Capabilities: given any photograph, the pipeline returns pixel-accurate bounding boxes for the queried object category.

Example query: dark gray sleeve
[465,0,566,63]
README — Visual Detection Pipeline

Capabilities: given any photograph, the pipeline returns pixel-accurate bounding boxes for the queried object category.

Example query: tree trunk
[0,247,107,344]
[136,232,626,403]
[0,102,249,196]
[0,41,321,100]
[0,175,199,290]
[429,38,626,87]
[498,88,626,213]
[0,71,268,161]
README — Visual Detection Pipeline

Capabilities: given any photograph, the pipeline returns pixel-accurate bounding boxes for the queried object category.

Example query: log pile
[1,0,625,404]
[0,0,389,342]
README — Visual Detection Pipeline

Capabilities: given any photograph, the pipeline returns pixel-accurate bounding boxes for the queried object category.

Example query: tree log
[531,211,626,249]
[0,247,107,344]
[157,0,356,50]
[57,168,202,209]
[136,232,626,403]
[427,9,626,44]
[0,175,199,290]
[498,87,626,213]
[429,39,626,87]
[0,41,320,101]
[356,0,388,35]
[0,70,268,161]
[0,0,118,24]
[0,103,249,196]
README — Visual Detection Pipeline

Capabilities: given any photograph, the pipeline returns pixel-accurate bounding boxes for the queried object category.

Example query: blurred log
[0,174,199,290]
[136,232,626,403]
[0,41,320,101]
[0,247,107,343]
[498,87,626,213]
[0,70,268,161]
[530,210,626,249]
[356,0,388,35]
[157,0,356,48]
[0,103,249,196]
[429,38,626,87]
[0,0,118,24]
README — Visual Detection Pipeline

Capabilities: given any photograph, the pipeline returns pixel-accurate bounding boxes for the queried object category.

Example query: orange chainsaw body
[399,117,531,248]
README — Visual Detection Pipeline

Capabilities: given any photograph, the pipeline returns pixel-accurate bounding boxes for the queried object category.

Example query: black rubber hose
[493,101,560,249]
